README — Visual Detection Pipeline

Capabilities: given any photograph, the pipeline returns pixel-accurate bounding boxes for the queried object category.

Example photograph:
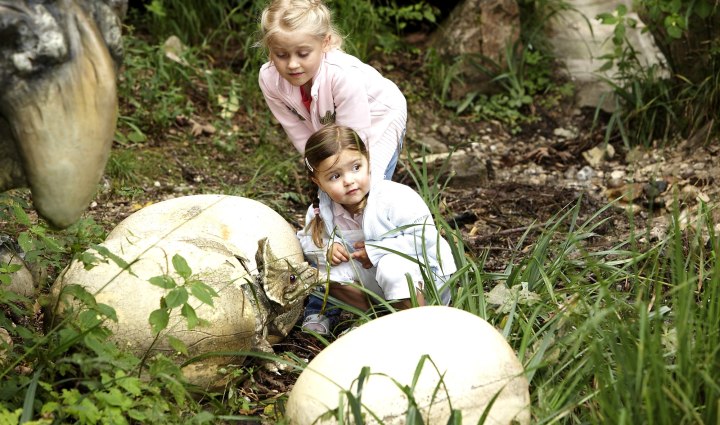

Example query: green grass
[3,157,720,423]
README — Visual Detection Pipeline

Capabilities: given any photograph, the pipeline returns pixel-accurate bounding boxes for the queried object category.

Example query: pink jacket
[259,49,407,178]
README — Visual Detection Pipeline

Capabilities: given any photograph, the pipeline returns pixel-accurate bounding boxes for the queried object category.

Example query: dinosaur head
[256,237,319,308]
[0,0,126,228]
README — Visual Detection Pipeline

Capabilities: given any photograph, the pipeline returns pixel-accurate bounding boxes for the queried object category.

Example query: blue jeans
[304,129,405,320]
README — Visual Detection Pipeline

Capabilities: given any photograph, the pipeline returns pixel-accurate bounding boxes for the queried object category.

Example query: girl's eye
[274,52,287,58]
[353,164,361,171]
[298,52,309,58]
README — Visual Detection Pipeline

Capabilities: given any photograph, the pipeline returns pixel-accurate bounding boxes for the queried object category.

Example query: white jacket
[297,180,458,279]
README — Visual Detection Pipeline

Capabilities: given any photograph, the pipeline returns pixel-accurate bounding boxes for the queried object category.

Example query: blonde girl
[258,0,407,182]
[297,125,456,316]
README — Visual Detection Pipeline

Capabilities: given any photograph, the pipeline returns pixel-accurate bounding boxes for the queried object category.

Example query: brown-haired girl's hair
[258,0,344,52]
[305,125,369,247]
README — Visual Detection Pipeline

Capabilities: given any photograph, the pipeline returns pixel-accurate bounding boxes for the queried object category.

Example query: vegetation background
[1,0,719,423]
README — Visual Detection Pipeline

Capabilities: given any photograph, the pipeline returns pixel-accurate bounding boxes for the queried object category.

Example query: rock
[414,150,489,188]
[583,144,616,167]
[49,195,319,388]
[437,125,452,138]
[428,0,521,98]
[285,306,530,425]
[415,135,449,154]
[0,237,35,297]
[545,0,668,111]
[0,327,11,364]
[576,165,595,181]
[606,173,625,189]
[553,127,577,139]
[605,183,643,202]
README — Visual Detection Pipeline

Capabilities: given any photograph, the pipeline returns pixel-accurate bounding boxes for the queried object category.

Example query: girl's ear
[322,34,332,52]
[310,176,320,186]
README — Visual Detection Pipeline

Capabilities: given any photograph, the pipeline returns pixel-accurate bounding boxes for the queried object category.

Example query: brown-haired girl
[297,125,457,332]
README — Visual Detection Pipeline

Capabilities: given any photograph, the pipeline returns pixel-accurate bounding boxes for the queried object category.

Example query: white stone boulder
[547,0,668,111]
[1,250,35,298]
[285,305,530,424]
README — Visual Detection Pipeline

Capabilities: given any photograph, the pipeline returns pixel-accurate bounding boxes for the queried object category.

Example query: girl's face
[268,30,330,90]
[311,148,370,212]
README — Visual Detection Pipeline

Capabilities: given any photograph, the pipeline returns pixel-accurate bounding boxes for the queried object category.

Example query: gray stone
[415,135,450,154]
[429,0,521,98]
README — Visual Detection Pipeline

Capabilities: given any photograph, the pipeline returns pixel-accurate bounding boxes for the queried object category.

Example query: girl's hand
[328,242,350,266]
[351,241,373,269]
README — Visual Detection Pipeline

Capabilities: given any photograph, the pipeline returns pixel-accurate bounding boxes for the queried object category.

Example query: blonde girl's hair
[305,125,369,247]
[258,0,344,52]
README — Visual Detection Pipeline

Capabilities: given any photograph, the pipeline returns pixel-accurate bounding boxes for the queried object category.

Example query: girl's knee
[376,256,423,298]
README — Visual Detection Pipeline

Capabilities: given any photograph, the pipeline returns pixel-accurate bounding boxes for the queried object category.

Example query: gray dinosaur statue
[0,0,127,228]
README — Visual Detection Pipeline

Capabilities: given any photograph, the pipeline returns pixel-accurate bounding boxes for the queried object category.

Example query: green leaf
[446,410,463,425]
[189,280,218,306]
[61,284,97,308]
[695,0,712,18]
[149,309,170,334]
[96,388,133,409]
[167,335,189,355]
[78,309,104,331]
[1,263,22,274]
[12,204,30,226]
[84,333,112,356]
[67,398,101,424]
[96,303,118,322]
[181,303,199,329]
[92,244,130,269]
[669,0,681,13]
[595,12,617,24]
[666,24,683,39]
[165,287,189,309]
[116,372,142,397]
[80,251,103,269]
[148,275,176,289]
[16,232,32,253]
[128,130,147,143]
[172,254,192,278]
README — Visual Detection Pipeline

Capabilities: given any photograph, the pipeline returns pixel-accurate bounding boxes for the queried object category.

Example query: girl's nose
[288,57,300,68]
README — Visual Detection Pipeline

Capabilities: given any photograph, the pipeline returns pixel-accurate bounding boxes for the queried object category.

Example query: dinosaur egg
[285,306,530,424]
[105,194,304,273]
[50,195,315,389]
[52,237,254,388]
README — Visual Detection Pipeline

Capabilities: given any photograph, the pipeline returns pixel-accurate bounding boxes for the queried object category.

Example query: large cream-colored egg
[285,306,530,424]
[51,236,255,388]
[105,194,303,274]
[49,195,309,388]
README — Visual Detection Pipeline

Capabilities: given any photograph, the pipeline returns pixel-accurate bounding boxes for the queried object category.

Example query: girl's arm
[259,76,314,154]
[330,67,373,142]
[363,189,442,267]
